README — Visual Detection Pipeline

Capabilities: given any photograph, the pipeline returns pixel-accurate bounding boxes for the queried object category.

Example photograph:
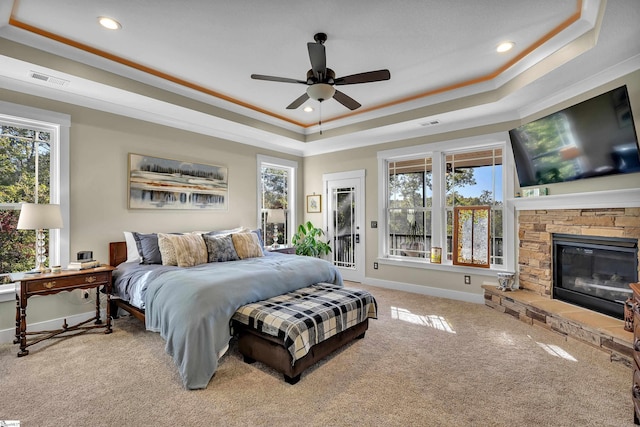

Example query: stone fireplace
[483,192,640,366]
[517,207,640,305]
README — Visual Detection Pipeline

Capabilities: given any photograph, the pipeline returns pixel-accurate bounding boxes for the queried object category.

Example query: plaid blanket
[232,284,377,363]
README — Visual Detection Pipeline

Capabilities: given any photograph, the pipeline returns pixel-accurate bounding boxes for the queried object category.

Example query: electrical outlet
[464,275,471,285]
[81,289,90,299]
[373,262,378,270]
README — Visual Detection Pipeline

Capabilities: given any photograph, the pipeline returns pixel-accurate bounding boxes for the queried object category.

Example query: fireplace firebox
[553,234,638,319]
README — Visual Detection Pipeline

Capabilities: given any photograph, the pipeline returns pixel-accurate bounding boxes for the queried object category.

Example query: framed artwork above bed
[128,153,228,210]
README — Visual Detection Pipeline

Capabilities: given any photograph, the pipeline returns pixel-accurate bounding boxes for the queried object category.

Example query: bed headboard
[109,241,127,267]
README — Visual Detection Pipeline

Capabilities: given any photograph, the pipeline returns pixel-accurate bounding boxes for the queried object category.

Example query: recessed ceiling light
[98,16,121,30]
[303,106,314,113]
[496,41,515,53]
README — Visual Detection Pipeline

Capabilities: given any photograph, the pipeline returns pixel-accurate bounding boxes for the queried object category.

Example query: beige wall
[2,66,639,333]
[0,89,302,330]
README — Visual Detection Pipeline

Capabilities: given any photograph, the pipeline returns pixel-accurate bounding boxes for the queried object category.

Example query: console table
[11,265,115,357]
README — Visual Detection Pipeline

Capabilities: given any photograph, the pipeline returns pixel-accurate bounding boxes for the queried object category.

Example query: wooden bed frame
[109,242,146,322]
[108,240,369,384]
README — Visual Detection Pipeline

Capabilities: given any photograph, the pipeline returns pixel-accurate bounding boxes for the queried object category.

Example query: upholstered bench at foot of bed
[231,284,377,384]
[234,319,369,384]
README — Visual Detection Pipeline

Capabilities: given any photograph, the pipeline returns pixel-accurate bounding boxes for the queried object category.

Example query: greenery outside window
[0,105,69,294]
[378,134,511,271]
[257,155,297,247]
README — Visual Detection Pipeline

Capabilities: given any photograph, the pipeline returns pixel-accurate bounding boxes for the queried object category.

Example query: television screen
[509,85,640,187]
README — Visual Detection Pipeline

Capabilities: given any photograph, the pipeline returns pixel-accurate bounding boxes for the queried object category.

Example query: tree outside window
[0,125,51,281]
[385,146,504,267]
[260,165,289,246]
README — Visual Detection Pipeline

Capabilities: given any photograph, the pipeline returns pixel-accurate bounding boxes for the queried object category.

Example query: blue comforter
[113,253,342,389]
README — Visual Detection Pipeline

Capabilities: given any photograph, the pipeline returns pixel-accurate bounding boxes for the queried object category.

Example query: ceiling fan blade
[286,93,310,109]
[307,42,326,81]
[251,74,307,84]
[334,69,391,85]
[333,90,361,110]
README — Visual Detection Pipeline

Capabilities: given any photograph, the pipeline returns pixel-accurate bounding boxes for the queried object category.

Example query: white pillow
[124,231,141,263]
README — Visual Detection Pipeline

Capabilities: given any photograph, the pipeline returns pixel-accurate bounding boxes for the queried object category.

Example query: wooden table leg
[94,287,102,325]
[14,293,20,344]
[18,300,29,357]
[105,292,112,334]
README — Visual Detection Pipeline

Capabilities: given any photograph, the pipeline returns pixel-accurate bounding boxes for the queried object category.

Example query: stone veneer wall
[518,208,640,297]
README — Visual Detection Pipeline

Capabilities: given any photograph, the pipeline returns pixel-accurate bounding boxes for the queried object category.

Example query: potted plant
[291,221,332,257]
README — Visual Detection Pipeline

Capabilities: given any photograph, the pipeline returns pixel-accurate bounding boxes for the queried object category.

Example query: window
[257,155,297,248]
[0,103,69,298]
[378,133,514,271]
[0,125,51,278]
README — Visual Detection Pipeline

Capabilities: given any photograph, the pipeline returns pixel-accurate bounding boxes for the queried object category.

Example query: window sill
[0,283,16,303]
[377,257,512,276]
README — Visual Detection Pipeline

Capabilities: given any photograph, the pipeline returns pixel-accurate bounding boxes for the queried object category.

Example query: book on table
[66,260,100,270]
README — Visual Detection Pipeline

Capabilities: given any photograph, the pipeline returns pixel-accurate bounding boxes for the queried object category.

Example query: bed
[109,236,375,389]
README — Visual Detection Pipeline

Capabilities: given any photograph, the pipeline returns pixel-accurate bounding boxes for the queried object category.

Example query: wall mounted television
[509,85,640,187]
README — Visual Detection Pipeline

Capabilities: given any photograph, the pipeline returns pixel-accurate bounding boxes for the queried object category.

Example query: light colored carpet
[0,283,634,426]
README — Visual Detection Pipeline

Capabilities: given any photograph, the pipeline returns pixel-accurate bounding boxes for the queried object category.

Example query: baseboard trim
[362,277,485,304]
[0,309,106,344]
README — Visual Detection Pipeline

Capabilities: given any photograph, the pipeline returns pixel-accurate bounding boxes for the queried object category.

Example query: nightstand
[11,265,115,357]
[266,245,296,255]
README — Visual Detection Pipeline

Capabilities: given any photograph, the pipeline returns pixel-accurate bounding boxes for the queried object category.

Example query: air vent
[28,71,70,87]
[419,119,441,127]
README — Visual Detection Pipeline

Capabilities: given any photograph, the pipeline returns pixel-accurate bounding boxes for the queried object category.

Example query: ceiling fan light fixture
[307,83,335,102]
[98,16,122,30]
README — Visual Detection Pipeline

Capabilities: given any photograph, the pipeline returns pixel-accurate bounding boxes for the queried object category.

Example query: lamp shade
[17,203,63,230]
[267,209,286,224]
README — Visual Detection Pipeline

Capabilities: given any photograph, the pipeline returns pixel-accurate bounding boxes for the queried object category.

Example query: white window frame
[0,101,70,302]
[256,155,297,246]
[377,132,515,276]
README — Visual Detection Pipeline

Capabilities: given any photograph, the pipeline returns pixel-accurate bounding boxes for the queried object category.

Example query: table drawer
[26,271,110,293]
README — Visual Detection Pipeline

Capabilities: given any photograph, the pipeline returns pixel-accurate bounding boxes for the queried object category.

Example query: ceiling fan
[251,32,390,111]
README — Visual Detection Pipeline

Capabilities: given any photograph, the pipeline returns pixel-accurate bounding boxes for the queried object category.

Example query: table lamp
[17,203,63,273]
[267,209,286,248]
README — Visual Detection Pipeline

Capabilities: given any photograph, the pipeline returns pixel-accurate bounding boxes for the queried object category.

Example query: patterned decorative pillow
[158,233,179,266]
[166,233,208,267]
[231,232,264,259]
[202,234,240,262]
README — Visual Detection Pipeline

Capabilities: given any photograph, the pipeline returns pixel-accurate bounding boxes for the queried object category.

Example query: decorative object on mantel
[128,153,228,210]
[521,187,548,197]
[497,272,517,291]
[17,203,64,273]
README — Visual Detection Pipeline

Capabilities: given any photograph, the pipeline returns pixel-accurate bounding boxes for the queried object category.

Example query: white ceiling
[0,0,639,156]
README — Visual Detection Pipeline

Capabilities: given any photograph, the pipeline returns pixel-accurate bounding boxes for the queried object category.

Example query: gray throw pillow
[132,232,162,264]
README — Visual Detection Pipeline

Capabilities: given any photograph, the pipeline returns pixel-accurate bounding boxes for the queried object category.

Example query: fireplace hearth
[553,234,638,319]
